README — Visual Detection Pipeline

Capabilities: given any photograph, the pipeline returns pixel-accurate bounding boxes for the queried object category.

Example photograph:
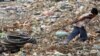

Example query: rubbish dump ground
[0,0,100,56]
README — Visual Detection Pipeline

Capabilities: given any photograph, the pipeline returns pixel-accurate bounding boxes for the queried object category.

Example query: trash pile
[0,0,100,56]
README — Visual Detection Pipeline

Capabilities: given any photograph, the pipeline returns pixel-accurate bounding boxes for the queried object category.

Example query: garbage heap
[0,0,100,56]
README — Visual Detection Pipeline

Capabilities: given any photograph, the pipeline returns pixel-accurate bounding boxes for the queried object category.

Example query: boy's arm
[71,17,85,24]
[71,15,90,24]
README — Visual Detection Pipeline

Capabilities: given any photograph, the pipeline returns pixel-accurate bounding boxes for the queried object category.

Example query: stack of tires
[0,34,37,54]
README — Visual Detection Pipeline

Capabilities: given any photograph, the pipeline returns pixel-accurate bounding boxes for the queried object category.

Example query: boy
[60,8,98,45]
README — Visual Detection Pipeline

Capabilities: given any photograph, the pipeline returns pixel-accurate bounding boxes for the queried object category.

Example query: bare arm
[71,14,91,24]
[72,17,86,23]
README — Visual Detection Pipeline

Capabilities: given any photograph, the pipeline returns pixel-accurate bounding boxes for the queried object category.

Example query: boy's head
[91,8,98,15]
